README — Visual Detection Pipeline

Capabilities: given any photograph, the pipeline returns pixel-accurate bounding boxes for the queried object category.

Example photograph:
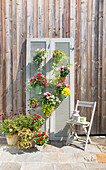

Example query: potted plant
[14,113,45,132]
[32,130,49,151]
[27,73,48,94]
[0,117,19,145]
[52,49,65,61]
[42,92,61,117]
[17,128,32,149]
[60,66,70,81]
[28,97,39,108]
[33,48,48,65]
[56,82,71,99]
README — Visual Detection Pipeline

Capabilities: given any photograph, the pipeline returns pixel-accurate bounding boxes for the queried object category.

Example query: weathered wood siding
[0,0,105,134]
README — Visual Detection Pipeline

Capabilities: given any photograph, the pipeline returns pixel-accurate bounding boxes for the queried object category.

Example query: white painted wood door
[26,38,74,140]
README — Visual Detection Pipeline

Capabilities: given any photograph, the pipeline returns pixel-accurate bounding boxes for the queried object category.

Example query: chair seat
[66,120,90,126]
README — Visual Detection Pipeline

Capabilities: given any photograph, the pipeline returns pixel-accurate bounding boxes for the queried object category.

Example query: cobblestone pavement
[0,136,106,170]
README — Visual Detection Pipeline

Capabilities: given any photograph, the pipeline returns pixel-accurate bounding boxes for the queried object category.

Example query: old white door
[26,38,74,140]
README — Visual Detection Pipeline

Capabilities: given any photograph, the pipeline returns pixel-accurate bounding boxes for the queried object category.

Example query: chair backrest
[75,100,96,126]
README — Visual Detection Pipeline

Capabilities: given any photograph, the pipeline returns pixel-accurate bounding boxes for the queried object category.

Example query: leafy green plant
[52,49,65,61]
[42,104,54,118]
[28,97,39,108]
[33,48,48,64]
[0,119,19,136]
[27,73,48,90]
[32,130,49,146]
[17,128,32,149]
[42,92,61,106]
[60,66,70,77]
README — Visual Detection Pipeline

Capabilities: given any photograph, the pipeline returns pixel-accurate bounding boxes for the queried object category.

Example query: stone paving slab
[84,163,106,170]
[0,162,21,170]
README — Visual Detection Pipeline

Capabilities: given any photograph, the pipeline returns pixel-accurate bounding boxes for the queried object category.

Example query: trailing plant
[17,128,32,149]
[32,130,49,146]
[42,92,61,106]
[33,48,48,64]
[42,104,54,118]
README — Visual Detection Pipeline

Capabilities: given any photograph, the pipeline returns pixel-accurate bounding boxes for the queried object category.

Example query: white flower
[41,48,45,51]
[36,48,39,51]
[42,57,44,59]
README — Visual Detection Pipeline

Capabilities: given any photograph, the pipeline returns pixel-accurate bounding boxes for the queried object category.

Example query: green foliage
[27,97,39,108]
[32,131,49,146]
[42,104,54,118]
[52,49,65,61]
[0,119,19,136]
[33,48,48,64]
[17,128,32,149]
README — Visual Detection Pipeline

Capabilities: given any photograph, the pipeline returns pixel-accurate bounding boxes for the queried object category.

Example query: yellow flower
[9,128,13,132]
[61,87,71,97]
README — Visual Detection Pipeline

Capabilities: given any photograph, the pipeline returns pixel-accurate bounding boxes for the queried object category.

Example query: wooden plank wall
[0,0,105,134]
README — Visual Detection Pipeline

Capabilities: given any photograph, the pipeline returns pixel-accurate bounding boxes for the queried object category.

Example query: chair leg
[83,127,92,144]
[84,125,92,151]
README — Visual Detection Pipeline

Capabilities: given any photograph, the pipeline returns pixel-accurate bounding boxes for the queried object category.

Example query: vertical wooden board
[98,0,103,134]
[55,0,60,37]
[101,0,106,134]
[48,0,55,37]
[34,0,38,38]
[38,0,44,37]
[22,0,27,113]
[12,0,17,113]
[27,0,34,38]
[92,0,99,133]
[1,0,6,114]
[59,0,63,37]
[0,0,2,114]
[80,0,88,101]
[44,0,49,37]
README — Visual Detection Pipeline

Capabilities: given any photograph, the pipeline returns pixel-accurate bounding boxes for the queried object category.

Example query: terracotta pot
[31,103,37,108]
[61,77,66,82]
[6,134,18,145]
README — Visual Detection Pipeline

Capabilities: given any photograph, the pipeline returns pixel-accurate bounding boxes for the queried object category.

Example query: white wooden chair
[66,100,96,151]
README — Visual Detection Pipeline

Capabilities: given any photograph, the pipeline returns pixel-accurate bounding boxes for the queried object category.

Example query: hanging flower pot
[31,103,37,108]
[6,134,18,145]
[61,77,66,82]
[35,85,42,94]
[60,93,66,99]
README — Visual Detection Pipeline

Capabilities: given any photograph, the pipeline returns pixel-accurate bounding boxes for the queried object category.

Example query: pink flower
[46,97,50,99]
[34,75,36,78]
[62,69,64,71]
[42,132,45,135]
[33,135,36,137]
[38,139,41,142]
[46,136,49,139]
[37,79,40,82]
[57,83,62,87]
[66,84,70,88]
[30,78,33,82]
[42,137,44,140]
[60,66,64,69]
[34,114,36,116]
[34,117,37,120]
[44,93,47,96]
[38,133,41,137]
[37,73,41,77]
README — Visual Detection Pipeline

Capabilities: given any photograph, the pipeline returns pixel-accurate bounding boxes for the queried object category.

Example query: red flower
[34,117,37,120]
[38,139,41,142]
[33,135,36,137]
[42,137,44,140]
[37,79,40,82]
[30,78,33,82]
[38,133,41,137]
[34,75,36,78]
[37,115,41,118]
[42,132,45,135]
[34,114,36,116]
[46,136,49,139]
[35,102,38,105]
[37,73,41,77]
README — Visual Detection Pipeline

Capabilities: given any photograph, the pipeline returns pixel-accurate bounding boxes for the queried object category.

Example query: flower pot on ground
[27,97,39,108]
[42,92,61,118]
[6,134,18,145]
[35,85,42,94]
[32,131,49,150]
